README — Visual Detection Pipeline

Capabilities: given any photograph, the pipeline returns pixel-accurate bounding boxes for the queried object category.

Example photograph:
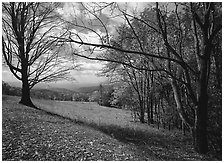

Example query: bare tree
[56,2,221,154]
[2,2,77,107]
[155,2,221,153]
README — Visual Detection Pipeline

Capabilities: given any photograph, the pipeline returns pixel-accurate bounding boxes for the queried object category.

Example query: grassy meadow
[2,95,220,161]
[34,98,163,134]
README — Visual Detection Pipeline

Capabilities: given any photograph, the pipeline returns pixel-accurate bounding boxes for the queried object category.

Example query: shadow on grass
[32,105,196,160]
[3,95,220,161]
[32,104,218,161]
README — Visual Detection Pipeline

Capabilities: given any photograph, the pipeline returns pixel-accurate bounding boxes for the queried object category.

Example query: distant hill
[2,81,76,101]
[3,80,115,102]
[5,80,110,91]
[38,87,77,94]
[5,81,21,88]
[77,86,100,93]
[77,84,114,94]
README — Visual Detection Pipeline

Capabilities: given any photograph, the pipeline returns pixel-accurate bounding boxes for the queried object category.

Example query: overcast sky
[1,2,150,89]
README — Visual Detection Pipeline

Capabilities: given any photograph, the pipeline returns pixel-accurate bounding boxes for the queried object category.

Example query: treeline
[2,81,74,101]
[89,83,185,132]
[94,3,222,155]
[82,3,221,154]
[57,2,221,154]
[2,2,221,156]
[94,77,221,155]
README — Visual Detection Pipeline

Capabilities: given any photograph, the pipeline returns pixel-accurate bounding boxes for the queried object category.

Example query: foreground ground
[2,95,219,161]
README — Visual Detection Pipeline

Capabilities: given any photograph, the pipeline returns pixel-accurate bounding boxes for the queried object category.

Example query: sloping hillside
[2,95,148,161]
[2,95,218,161]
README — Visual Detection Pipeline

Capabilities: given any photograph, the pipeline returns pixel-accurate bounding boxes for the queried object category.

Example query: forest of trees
[2,2,221,155]
[56,2,221,154]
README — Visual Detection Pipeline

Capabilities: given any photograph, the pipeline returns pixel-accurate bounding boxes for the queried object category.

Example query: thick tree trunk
[19,78,35,108]
[194,94,208,153]
[190,2,220,153]
[19,61,35,108]
[171,75,209,154]
[193,53,209,154]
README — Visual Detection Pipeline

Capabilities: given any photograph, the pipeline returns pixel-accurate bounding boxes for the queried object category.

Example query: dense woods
[2,2,221,157]
[60,2,221,154]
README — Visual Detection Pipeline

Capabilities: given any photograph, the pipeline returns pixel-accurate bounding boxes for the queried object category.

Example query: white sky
[1,2,150,88]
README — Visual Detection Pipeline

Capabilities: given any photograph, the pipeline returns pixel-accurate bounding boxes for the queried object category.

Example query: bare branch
[72,52,163,73]
[2,2,76,90]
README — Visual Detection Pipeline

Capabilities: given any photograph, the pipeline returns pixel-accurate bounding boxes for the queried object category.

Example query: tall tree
[57,2,221,154]
[2,2,76,107]
[155,2,221,153]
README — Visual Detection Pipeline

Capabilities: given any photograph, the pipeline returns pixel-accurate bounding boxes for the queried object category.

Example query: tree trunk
[147,101,151,125]
[193,53,209,154]
[171,75,209,153]
[150,95,154,124]
[139,100,145,123]
[171,78,193,128]
[19,78,35,108]
[150,72,154,124]
[182,120,185,135]
[213,46,221,89]
[19,62,35,108]
[190,2,220,153]
[193,95,208,153]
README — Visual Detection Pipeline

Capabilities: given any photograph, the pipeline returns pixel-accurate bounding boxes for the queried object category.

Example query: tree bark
[19,77,35,108]
[19,59,35,108]
[193,47,210,153]
[171,74,209,153]
[213,42,222,89]
[150,72,154,124]
[147,99,151,125]
[182,120,185,135]
[139,99,145,123]
[19,80,34,107]
[171,78,193,128]
[150,96,154,124]
[194,93,208,153]
[190,2,221,153]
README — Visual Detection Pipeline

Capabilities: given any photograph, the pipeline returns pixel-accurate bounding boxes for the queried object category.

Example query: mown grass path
[2,95,216,160]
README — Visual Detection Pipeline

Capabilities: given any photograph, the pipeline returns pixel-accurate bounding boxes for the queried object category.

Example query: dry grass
[2,95,220,160]
[2,95,151,161]
[33,98,218,161]
[34,99,168,135]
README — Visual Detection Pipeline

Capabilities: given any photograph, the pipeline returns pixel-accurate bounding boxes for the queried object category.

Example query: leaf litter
[2,95,217,161]
[2,97,144,161]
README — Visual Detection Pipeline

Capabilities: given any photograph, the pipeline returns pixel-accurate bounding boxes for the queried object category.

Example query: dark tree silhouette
[2,2,76,107]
